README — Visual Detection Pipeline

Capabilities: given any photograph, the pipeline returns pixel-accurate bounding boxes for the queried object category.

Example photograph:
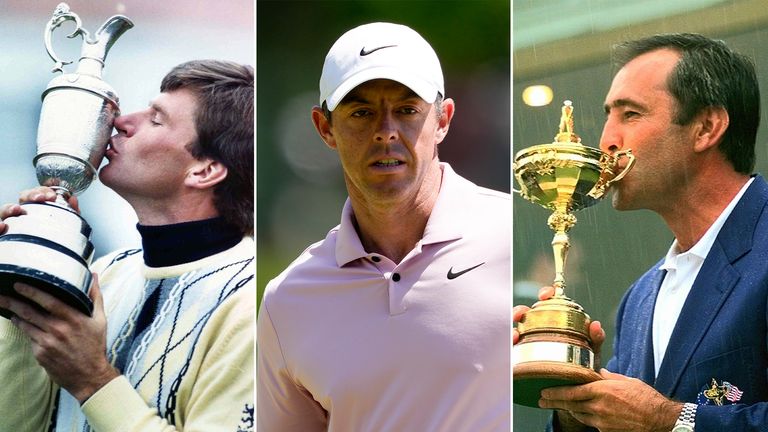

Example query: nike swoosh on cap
[359,45,397,56]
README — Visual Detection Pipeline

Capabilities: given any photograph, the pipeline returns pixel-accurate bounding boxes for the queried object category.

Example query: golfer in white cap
[258,22,510,431]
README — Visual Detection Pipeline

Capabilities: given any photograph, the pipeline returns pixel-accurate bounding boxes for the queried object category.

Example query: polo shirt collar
[335,201,365,266]
[335,162,467,267]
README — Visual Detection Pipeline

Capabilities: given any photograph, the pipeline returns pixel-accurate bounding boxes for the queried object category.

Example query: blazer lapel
[634,267,665,386]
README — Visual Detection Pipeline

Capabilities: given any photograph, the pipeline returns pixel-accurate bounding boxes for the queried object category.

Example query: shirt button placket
[387,269,407,315]
[372,256,406,315]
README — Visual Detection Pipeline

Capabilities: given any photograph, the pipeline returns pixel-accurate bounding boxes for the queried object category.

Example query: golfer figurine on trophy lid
[0,3,133,317]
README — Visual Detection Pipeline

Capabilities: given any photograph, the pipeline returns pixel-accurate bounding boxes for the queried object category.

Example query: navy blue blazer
[606,175,768,431]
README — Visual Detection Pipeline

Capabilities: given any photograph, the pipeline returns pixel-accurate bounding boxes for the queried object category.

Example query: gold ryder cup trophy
[0,3,132,317]
[513,101,634,407]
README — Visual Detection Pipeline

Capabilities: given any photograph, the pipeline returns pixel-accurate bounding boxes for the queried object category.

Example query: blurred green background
[256,0,510,308]
[514,0,768,429]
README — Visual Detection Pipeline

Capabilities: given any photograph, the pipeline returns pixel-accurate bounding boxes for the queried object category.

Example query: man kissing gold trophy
[0,3,132,317]
[513,100,634,407]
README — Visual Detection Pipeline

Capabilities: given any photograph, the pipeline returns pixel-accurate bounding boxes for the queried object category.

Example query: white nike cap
[319,22,444,111]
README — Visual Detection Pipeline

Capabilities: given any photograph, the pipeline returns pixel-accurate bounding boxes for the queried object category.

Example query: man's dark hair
[161,60,253,235]
[612,33,760,174]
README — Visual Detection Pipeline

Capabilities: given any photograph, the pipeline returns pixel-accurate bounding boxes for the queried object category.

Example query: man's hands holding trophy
[0,186,119,404]
[515,291,683,432]
[513,286,608,429]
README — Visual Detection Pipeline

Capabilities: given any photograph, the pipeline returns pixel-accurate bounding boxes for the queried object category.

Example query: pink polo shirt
[258,163,510,431]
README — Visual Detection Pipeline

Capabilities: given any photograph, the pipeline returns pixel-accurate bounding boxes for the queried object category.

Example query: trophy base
[0,265,93,318]
[0,202,95,318]
[513,361,602,407]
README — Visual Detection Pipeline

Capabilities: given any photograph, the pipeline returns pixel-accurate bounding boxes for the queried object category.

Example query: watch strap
[674,402,697,430]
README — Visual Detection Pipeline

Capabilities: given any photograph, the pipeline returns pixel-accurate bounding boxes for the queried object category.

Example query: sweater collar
[136,217,242,267]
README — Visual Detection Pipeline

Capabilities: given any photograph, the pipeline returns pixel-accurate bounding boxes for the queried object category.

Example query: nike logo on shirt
[447,262,485,280]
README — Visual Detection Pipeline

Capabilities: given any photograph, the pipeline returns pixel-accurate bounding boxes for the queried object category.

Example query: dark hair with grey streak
[161,60,254,235]
[612,33,760,174]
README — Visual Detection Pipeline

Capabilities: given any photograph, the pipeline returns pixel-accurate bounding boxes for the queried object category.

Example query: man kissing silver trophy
[0,3,132,317]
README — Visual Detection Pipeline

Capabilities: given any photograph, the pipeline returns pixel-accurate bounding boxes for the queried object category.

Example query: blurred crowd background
[0,0,253,257]
[256,0,511,306]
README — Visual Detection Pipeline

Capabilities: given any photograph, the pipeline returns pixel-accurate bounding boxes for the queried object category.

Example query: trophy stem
[50,186,73,208]
[547,210,577,298]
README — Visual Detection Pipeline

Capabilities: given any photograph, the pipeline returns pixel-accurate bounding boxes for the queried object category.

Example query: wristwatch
[671,402,697,432]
